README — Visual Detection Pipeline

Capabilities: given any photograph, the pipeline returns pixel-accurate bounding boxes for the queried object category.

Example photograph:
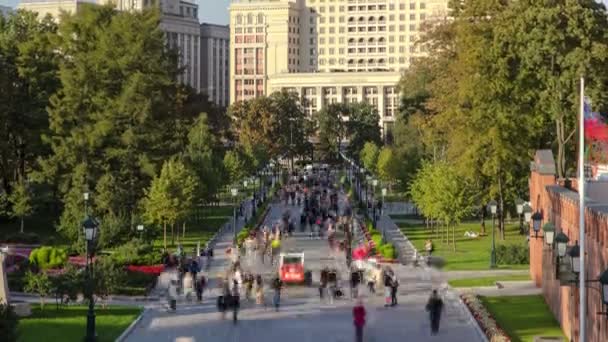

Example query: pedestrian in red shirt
[353,298,366,342]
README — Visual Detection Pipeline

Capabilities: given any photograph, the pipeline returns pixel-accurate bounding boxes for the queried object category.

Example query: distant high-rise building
[200,23,230,107]
[19,0,201,92]
[229,0,449,138]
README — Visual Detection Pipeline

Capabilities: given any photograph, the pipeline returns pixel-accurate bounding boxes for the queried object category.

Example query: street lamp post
[137,224,144,241]
[488,200,498,269]
[516,199,524,235]
[83,216,99,342]
[231,187,239,249]
[381,187,387,242]
[372,179,378,229]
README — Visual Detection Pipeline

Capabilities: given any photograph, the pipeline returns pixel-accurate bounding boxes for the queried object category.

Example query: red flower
[127,264,164,275]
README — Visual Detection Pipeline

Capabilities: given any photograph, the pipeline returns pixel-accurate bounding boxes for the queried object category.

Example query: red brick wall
[529,170,608,342]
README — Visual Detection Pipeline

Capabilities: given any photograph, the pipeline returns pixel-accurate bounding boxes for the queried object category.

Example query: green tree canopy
[359,142,380,174]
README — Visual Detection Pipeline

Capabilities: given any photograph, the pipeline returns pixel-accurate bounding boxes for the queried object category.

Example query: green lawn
[480,295,565,342]
[18,305,141,342]
[448,274,530,287]
[152,206,233,251]
[398,220,528,270]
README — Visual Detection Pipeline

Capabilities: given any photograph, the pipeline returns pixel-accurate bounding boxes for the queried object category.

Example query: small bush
[380,244,398,259]
[371,233,382,247]
[29,246,67,270]
[0,303,18,342]
[496,243,529,265]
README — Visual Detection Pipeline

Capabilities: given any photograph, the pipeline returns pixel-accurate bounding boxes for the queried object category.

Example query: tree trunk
[452,224,456,252]
[498,176,506,240]
[480,208,486,235]
[182,222,186,239]
[171,223,175,246]
[20,216,24,233]
[163,222,167,249]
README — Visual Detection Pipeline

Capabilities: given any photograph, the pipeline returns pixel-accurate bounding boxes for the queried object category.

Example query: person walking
[426,289,444,335]
[390,270,399,306]
[232,279,240,324]
[319,267,329,300]
[383,269,392,307]
[255,274,266,308]
[272,274,283,311]
[350,267,361,299]
[425,239,434,257]
[353,298,366,342]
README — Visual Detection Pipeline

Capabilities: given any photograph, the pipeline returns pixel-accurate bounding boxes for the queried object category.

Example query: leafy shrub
[0,303,18,342]
[7,274,24,292]
[110,239,161,266]
[2,232,40,244]
[371,233,382,247]
[29,246,67,270]
[24,271,52,309]
[51,264,84,303]
[379,244,397,259]
[496,243,529,265]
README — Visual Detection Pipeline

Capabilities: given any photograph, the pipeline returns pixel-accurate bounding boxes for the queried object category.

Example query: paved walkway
[124,189,486,342]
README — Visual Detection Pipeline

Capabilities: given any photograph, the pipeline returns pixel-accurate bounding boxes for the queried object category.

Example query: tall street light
[488,200,498,269]
[381,187,387,242]
[231,187,239,249]
[83,216,99,342]
[515,199,525,235]
[372,178,378,229]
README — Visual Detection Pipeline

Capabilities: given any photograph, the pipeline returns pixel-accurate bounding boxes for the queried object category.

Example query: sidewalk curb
[457,294,490,342]
[115,308,147,342]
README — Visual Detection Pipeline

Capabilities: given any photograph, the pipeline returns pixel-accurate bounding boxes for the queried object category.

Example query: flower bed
[126,264,164,276]
[357,219,398,263]
[460,293,510,342]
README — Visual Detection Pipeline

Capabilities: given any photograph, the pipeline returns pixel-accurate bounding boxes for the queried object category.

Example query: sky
[0,0,231,24]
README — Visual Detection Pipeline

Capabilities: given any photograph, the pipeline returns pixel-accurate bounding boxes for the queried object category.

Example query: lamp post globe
[516,199,524,215]
[531,212,543,238]
[555,232,570,258]
[568,242,580,275]
[523,204,532,224]
[542,223,555,246]
[488,200,498,215]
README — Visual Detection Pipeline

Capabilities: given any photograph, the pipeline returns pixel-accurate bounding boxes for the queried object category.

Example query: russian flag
[584,99,608,141]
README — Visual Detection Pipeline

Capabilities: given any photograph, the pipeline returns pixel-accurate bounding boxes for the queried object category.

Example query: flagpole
[579,76,586,342]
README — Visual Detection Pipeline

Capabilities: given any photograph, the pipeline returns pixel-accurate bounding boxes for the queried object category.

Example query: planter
[460,293,510,342]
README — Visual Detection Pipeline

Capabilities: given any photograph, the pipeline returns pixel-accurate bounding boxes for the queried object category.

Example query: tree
[0,11,59,196]
[38,5,186,246]
[315,103,348,162]
[185,113,224,203]
[24,271,52,310]
[141,158,197,248]
[269,90,312,167]
[376,147,399,189]
[359,142,380,174]
[223,150,247,186]
[8,181,33,233]
[346,103,382,157]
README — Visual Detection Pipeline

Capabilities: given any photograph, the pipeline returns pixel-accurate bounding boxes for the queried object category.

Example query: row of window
[317,56,412,65]
[308,1,426,12]
[317,34,418,45]
[234,13,265,25]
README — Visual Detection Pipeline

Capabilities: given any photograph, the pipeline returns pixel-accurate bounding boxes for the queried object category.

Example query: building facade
[200,23,230,108]
[19,0,201,92]
[229,0,449,135]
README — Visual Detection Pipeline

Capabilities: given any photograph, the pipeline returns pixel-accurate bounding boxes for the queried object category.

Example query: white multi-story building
[200,23,230,108]
[19,0,201,92]
[229,0,449,138]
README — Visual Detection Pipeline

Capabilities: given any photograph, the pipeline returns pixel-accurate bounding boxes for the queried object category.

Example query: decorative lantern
[555,232,570,258]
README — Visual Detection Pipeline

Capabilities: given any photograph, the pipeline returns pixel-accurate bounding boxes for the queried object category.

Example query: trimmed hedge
[496,243,529,265]
[2,232,40,244]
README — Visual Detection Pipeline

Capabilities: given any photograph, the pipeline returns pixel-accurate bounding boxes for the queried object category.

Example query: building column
[298,87,304,104]
[357,85,364,103]
[316,86,323,111]
[378,85,385,118]
[337,86,344,104]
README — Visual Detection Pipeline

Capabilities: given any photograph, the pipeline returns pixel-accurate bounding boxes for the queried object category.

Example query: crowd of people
[163,165,446,339]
